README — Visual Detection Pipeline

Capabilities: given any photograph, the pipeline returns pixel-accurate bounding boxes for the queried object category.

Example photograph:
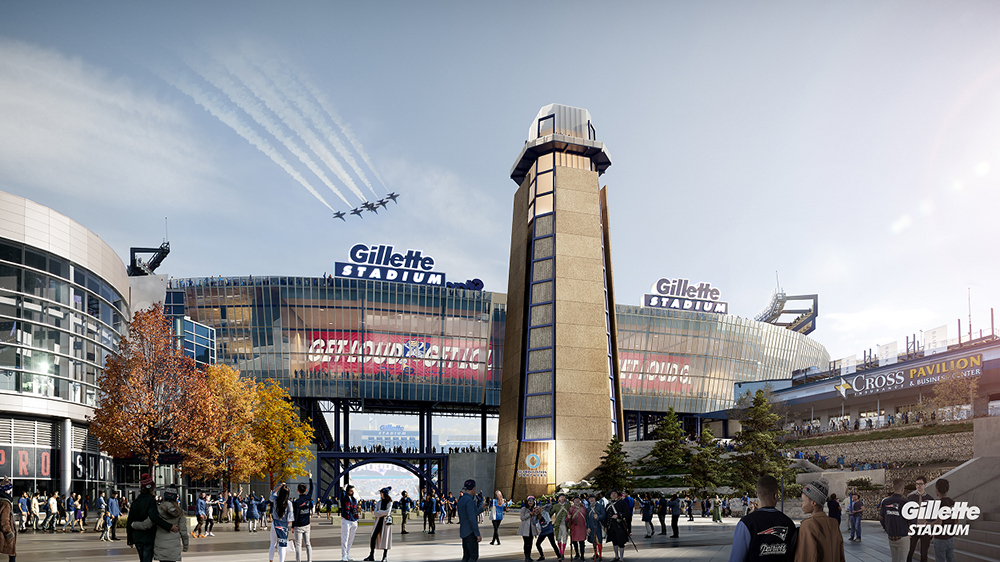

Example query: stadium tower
[496,104,624,499]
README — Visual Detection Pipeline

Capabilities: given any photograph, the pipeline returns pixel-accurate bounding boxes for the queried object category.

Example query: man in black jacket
[292,472,314,562]
[878,478,909,562]
[905,475,933,562]
[656,495,668,535]
[126,473,179,562]
[727,475,796,562]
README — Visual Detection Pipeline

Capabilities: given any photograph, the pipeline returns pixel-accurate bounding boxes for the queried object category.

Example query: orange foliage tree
[89,304,211,471]
[252,378,315,488]
[182,364,264,488]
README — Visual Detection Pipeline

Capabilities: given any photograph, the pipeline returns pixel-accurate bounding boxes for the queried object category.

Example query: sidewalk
[14,513,893,561]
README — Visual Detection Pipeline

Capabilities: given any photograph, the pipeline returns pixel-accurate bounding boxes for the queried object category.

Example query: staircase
[953,510,1000,562]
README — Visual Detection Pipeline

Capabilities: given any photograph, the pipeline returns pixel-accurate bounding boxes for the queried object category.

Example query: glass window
[535,194,553,216]
[0,264,19,292]
[24,251,46,272]
[527,203,534,223]
[529,327,553,349]
[526,371,552,394]
[538,114,554,138]
[524,417,552,440]
[536,152,554,172]
[534,214,553,237]
[525,394,553,417]
[48,257,68,279]
[527,348,552,371]
[0,242,21,264]
[529,304,553,326]
[536,171,553,195]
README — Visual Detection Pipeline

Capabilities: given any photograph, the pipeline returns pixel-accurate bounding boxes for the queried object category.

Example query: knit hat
[163,487,178,502]
[140,473,154,489]
[464,479,476,490]
[380,486,392,495]
[0,477,11,493]
[803,477,830,506]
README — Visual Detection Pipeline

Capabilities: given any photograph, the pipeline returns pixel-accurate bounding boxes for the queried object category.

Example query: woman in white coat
[130,487,189,562]
[364,487,393,561]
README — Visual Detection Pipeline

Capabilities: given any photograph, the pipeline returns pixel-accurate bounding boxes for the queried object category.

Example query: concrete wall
[973,415,1000,456]
[447,452,496,496]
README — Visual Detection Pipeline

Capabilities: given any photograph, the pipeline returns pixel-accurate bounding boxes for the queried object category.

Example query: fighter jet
[362,201,380,214]
[350,207,364,217]
[376,199,389,209]
[333,211,346,221]
[385,192,400,203]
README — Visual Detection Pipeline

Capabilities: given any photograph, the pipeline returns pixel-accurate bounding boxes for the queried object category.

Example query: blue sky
[4,1,1000,372]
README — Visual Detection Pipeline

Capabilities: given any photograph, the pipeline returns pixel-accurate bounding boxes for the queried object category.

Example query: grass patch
[783,422,972,448]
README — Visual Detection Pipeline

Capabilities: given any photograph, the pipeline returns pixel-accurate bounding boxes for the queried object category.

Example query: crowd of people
[787,408,954,438]
[333,445,496,454]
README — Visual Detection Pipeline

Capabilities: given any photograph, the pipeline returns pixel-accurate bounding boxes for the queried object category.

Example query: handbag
[385,515,393,525]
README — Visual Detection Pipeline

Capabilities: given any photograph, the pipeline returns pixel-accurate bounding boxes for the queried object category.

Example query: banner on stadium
[840,356,857,376]
[618,350,695,394]
[925,325,949,356]
[878,342,898,367]
[306,331,488,380]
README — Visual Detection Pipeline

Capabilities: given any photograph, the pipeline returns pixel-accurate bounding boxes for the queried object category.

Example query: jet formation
[335,192,399,221]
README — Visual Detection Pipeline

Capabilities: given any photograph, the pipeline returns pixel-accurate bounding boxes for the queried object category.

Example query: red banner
[306,331,489,382]
[618,350,694,395]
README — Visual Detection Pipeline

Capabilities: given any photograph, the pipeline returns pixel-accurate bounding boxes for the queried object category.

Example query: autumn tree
[90,304,211,471]
[593,436,632,493]
[730,389,794,495]
[252,378,315,487]
[926,373,980,421]
[685,427,723,497]
[182,364,264,488]
[649,407,686,469]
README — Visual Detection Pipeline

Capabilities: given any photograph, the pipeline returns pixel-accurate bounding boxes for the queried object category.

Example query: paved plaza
[17,514,893,562]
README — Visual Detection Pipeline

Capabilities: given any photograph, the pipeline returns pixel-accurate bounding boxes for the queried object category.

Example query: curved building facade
[0,191,123,496]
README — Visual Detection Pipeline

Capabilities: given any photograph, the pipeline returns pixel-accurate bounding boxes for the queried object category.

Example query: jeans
[933,537,955,562]
[849,515,861,540]
[401,512,408,533]
[461,533,479,562]
[294,524,312,562]
[537,532,558,558]
[671,514,679,536]
[490,519,501,543]
[135,542,155,562]
[658,514,666,534]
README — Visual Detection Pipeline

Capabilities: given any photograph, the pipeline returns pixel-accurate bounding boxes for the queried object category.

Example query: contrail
[218,53,372,200]
[306,82,389,192]
[185,55,357,205]
[256,58,384,197]
[166,72,336,210]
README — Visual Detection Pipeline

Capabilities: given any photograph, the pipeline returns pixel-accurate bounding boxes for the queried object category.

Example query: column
[481,411,487,450]
[419,410,426,454]
[62,419,73,498]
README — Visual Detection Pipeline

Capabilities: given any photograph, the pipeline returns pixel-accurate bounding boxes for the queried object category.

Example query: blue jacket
[457,492,480,538]
[399,496,414,513]
[96,497,106,511]
[197,498,207,517]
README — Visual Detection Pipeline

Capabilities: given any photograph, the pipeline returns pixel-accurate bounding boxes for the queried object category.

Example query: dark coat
[605,499,630,547]
[126,492,173,545]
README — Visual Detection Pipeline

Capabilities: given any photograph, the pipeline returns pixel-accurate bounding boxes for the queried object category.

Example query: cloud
[0,38,227,208]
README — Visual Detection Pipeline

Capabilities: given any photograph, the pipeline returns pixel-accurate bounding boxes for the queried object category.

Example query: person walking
[878,479,908,562]
[398,491,413,535]
[827,494,842,529]
[246,493,260,533]
[551,494,570,560]
[126,474,181,562]
[129,486,189,562]
[422,492,436,535]
[727,475,795,562]
[847,493,863,542]
[932,479,956,562]
[363,487,392,562]
[795,478,844,562]
[340,485,360,562]
[193,494,207,538]
[906,476,933,562]
[605,491,631,562]
[292,473,314,562]
[488,491,504,545]
[685,495,694,522]
[568,496,588,561]
[94,492,107,534]
[268,483,294,562]
[586,493,605,561]
[108,492,122,541]
[517,496,539,562]
[457,481,481,562]
[29,493,40,532]
[0,478,17,562]
[655,495,667,536]
[667,495,681,538]
[100,499,114,542]
[640,494,654,538]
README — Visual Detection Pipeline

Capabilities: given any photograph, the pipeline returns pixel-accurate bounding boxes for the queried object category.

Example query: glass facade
[170,314,216,367]
[615,304,830,414]
[0,240,127,407]
[169,277,828,416]
[168,276,501,405]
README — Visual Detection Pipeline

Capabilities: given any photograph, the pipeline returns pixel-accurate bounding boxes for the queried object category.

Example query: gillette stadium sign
[643,277,729,314]
[336,244,446,286]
